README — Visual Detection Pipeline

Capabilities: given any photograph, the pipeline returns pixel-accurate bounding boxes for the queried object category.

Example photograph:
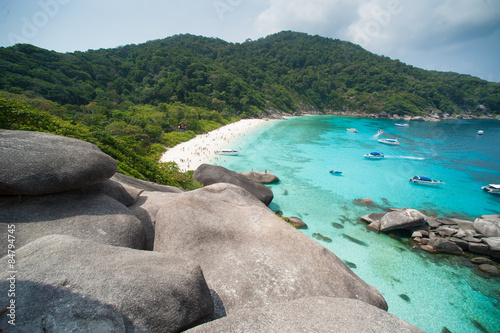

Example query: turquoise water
[210,116,500,333]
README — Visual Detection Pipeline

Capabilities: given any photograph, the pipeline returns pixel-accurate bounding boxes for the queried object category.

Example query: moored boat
[329,170,342,175]
[477,130,484,135]
[364,152,384,159]
[378,138,400,145]
[395,123,409,127]
[347,128,358,133]
[217,149,239,156]
[481,184,500,194]
[409,176,445,186]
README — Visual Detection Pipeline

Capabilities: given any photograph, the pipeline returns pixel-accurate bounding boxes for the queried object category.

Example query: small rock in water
[478,264,500,275]
[312,233,332,243]
[344,260,357,269]
[471,257,493,265]
[441,327,452,333]
[331,222,344,229]
[471,318,490,333]
[398,294,411,302]
[342,234,369,247]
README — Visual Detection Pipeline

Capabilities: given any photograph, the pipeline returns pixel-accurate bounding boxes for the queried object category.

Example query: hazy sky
[1,0,500,82]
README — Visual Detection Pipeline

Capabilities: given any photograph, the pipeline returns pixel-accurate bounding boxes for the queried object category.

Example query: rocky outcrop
[0,192,146,256]
[0,130,117,195]
[0,235,214,332]
[360,208,500,259]
[154,183,387,314]
[193,164,273,205]
[186,297,424,333]
[0,130,425,331]
[237,170,280,184]
[410,214,500,259]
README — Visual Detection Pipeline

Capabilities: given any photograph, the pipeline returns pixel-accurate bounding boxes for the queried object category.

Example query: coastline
[160,119,276,172]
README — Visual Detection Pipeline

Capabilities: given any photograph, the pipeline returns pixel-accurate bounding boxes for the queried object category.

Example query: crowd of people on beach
[160,119,266,172]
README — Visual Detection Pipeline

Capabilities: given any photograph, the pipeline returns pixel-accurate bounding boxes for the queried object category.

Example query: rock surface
[0,235,214,332]
[474,217,500,237]
[128,190,181,250]
[73,178,143,206]
[193,164,273,205]
[0,192,146,256]
[112,172,185,193]
[237,170,280,184]
[380,208,427,232]
[186,297,424,333]
[154,183,387,314]
[0,130,117,195]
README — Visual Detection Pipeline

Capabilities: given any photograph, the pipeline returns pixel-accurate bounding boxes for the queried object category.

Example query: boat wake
[385,155,425,160]
[371,129,384,139]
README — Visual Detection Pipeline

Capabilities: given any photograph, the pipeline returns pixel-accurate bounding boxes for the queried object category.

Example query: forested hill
[1,31,499,117]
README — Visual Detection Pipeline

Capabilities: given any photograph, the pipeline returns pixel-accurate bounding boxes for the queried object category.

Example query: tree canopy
[1,31,498,117]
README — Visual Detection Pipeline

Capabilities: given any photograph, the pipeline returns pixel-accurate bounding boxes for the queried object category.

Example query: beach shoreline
[160,118,275,172]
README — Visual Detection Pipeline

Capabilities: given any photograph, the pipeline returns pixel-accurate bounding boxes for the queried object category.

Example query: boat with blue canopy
[410,176,445,185]
[364,152,384,159]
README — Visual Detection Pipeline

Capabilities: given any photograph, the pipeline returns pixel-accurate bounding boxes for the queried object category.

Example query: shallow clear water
[210,116,500,333]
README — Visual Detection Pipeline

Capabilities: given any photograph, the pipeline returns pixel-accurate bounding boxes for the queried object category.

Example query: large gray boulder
[237,170,279,184]
[474,217,500,237]
[482,237,500,252]
[428,238,464,255]
[0,235,214,332]
[0,130,117,195]
[128,190,182,250]
[193,164,273,206]
[187,297,424,333]
[380,208,427,232]
[154,183,387,314]
[0,192,145,256]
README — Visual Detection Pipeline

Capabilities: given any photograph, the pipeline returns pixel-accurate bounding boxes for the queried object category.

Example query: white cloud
[254,0,360,37]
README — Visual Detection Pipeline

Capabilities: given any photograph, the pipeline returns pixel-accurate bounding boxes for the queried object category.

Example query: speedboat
[330,170,342,175]
[482,184,500,194]
[346,128,358,133]
[217,149,239,156]
[395,123,409,127]
[364,152,384,159]
[378,138,400,145]
[409,176,445,186]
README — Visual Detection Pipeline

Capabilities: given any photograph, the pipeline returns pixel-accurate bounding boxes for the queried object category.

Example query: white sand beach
[160,119,270,172]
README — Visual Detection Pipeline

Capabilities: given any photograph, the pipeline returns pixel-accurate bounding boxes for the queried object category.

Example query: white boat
[378,138,400,145]
[395,123,409,127]
[217,149,239,156]
[347,128,358,133]
[477,130,484,135]
[482,184,500,194]
[409,176,445,186]
[364,152,384,159]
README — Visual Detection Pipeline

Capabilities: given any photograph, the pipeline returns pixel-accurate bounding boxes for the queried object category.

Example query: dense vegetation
[0,94,202,190]
[1,31,499,118]
[1,31,499,187]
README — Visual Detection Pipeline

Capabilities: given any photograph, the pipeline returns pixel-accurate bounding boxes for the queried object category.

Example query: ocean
[208,115,500,333]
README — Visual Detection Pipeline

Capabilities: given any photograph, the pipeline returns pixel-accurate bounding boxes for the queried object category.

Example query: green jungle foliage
[1,31,499,117]
[1,31,499,187]
[0,94,202,190]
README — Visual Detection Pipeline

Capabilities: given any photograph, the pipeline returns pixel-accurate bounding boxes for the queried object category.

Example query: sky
[1,0,500,82]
